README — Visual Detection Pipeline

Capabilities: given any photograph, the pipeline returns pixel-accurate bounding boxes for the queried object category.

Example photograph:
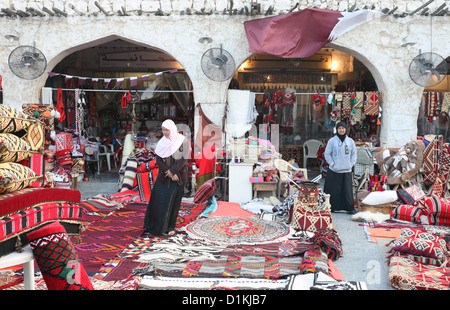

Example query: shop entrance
[44,38,193,149]
[232,48,381,170]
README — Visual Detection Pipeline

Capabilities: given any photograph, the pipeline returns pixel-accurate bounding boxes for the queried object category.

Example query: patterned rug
[185,216,292,244]
[74,203,146,273]
[176,201,209,229]
[74,200,207,277]
[140,255,303,279]
[388,254,450,290]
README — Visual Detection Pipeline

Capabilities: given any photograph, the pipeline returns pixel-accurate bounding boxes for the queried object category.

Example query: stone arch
[44,34,191,89]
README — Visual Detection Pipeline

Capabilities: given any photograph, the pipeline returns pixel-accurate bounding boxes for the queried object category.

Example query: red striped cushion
[390,205,424,223]
[194,178,216,203]
[422,196,450,217]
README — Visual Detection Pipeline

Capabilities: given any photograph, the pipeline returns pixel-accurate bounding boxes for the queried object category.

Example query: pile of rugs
[351,135,450,290]
[0,105,84,260]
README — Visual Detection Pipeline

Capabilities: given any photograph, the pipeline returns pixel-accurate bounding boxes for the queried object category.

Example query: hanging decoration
[121,92,131,109]
[47,69,179,89]
[56,88,66,123]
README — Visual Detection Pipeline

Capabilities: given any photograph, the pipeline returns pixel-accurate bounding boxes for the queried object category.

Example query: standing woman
[144,119,189,235]
[324,121,357,214]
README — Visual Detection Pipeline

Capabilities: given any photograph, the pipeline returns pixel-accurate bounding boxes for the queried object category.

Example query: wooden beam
[431,3,446,16]
[26,7,45,17]
[388,6,398,14]
[409,0,434,16]
[94,1,109,16]
[16,9,30,17]
[52,7,67,17]
[1,8,17,17]
[68,3,85,16]
[42,7,55,16]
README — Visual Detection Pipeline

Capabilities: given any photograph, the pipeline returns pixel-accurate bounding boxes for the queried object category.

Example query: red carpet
[74,203,146,273]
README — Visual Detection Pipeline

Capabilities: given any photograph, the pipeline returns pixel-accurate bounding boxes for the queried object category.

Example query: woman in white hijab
[144,120,189,235]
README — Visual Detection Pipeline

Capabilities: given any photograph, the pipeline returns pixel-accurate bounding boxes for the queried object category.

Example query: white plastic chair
[98,144,117,171]
[303,139,324,169]
[274,158,308,198]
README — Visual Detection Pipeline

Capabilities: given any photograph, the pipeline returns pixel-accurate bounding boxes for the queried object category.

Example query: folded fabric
[388,237,449,266]
[390,205,425,223]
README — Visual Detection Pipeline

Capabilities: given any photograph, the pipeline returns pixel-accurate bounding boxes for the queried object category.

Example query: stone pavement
[77,169,394,290]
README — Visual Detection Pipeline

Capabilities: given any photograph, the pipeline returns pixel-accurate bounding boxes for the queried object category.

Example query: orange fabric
[327,259,345,281]
[209,201,255,218]
[366,227,401,243]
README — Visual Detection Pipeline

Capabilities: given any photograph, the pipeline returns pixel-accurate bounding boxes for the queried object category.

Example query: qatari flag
[244,8,384,58]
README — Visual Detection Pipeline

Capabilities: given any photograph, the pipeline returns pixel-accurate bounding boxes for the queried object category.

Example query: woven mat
[185,216,292,244]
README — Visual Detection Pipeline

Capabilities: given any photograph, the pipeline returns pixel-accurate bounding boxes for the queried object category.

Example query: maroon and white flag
[244,8,384,58]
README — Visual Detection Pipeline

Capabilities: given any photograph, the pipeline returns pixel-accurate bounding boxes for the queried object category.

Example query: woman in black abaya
[143,120,188,235]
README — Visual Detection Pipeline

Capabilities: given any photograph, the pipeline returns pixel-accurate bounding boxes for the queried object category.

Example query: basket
[230,138,246,158]
[358,203,393,214]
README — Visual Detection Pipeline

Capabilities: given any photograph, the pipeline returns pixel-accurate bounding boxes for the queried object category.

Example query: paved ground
[77,168,394,290]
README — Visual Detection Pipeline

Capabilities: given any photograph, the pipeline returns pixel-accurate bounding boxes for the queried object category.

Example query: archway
[230,47,383,171]
[43,36,194,144]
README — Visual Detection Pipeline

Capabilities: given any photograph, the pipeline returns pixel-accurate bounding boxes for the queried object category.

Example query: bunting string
[47,68,179,89]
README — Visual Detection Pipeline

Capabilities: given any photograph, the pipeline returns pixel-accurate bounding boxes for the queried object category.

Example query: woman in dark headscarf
[324,121,357,214]
[143,120,189,235]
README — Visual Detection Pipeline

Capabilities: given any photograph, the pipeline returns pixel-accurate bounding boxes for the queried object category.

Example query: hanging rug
[185,216,292,244]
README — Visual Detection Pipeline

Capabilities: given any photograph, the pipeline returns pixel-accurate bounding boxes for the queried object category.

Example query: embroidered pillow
[397,228,449,251]
[0,162,41,194]
[0,104,34,133]
[22,120,45,152]
[430,176,444,198]
[388,237,448,266]
[0,133,34,162]
[396,182,426,205]
[194,178,217,203]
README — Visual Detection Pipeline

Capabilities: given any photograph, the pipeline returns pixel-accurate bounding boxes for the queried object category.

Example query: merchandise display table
[0,246,34,290]
[252,182,277,198]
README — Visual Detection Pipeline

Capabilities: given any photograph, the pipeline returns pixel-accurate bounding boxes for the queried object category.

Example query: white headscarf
[154,119,185,158]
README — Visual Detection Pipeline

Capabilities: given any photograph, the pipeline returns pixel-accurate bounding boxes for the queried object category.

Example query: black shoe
[347,210,357,215]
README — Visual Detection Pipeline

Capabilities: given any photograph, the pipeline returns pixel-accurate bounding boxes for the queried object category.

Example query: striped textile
[342,92,353,114]
[352,92,364,122]
[421,196,450,225]
[390,204,424,223]
[146,255,302,279]
[364,91,379,116]
[120,158,138,192]
[441,92,450,115]
[193,178,217,203]
[0,201,83,241]
[28,153,44,187]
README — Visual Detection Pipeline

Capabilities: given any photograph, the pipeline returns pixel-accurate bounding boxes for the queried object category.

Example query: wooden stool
[0,246,35,290]
[252,182,277,199]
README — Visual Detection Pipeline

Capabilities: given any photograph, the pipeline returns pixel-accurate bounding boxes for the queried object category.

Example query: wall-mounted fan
[201,45,235,82]
[8,45,47,80]
[409,51,448,87]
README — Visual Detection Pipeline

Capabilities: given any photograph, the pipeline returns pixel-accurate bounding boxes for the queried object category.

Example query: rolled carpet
[27,221,93,290]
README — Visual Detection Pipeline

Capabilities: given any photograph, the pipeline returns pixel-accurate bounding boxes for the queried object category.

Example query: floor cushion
[0,162,41,194]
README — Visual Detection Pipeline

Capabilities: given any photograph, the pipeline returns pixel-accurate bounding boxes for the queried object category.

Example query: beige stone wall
[0,0,449,147]
[1,0,449,15]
